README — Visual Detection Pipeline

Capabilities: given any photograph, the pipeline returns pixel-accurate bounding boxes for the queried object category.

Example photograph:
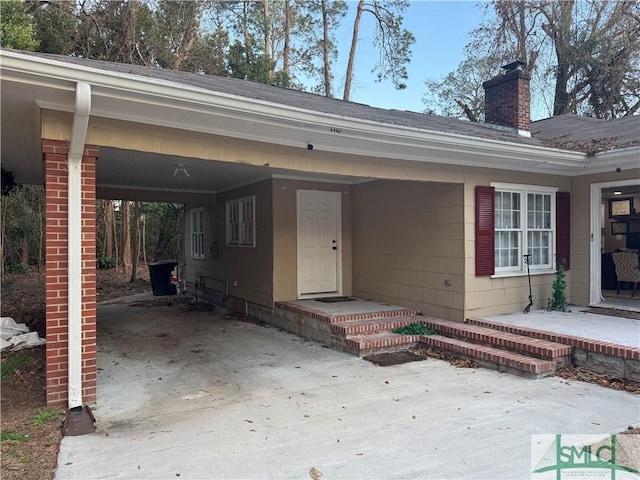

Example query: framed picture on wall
[611,221,629,235]
[609,197,633,216]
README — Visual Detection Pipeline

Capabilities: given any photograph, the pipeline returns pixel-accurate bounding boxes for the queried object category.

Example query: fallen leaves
[411,347,480,368]
[556,366,640,394]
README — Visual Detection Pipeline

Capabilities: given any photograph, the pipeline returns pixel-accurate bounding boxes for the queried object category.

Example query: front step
[331,315,424,355]
[329,314,569,377]
[420,335,557,378]
[338,332,422,356]
[331,315,421,337]
[420,318,572,366]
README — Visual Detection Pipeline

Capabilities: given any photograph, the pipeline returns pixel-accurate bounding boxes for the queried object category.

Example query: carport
[7,49,623,417]
[0,50,419,410]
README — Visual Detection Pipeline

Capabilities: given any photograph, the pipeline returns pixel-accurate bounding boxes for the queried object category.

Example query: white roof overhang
[2,50,636,191]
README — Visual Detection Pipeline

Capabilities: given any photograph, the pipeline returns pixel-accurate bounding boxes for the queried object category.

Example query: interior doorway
[591,180,640,311]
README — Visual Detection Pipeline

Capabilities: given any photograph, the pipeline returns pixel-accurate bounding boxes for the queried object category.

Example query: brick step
[420,318,572,363]
[467,317,573,342]
[467,317,640,362]
[330,308,422,324]
[331,315,424,336]
[334,332,421,356]
[420,335,558,378]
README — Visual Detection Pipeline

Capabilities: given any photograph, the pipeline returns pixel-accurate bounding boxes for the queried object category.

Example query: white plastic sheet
[0,317,46,351]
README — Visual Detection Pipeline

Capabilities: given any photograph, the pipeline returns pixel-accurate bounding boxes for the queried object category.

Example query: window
[226,196,255,247]
[191,208,205,259]
[476,185,569,276]
[494,184,555,273]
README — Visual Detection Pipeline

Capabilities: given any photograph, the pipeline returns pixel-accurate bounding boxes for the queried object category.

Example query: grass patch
[1,351,30,381]
[393,323,438,336]
[32,408,62,426]
[1,431,29,443]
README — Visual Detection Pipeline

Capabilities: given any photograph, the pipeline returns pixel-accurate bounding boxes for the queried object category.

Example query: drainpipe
[67,82,91,410]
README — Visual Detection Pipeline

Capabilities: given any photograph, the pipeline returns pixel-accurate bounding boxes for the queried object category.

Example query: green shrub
[548,256,570,312]
[96,256,116,269]
[393,323,438,335]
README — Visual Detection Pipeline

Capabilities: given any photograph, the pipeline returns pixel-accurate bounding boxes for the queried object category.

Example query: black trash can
[148,260,178,296]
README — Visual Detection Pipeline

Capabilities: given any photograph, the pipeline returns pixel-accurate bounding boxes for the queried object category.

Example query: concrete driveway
[55,297,640,480]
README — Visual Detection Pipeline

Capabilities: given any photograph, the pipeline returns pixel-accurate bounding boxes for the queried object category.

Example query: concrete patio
[55,296,640,480]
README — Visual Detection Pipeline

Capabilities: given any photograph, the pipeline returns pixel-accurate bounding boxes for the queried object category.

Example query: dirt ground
[1,269,638,480]
[1,267,151,480]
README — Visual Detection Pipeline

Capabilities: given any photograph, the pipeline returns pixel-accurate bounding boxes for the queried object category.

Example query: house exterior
[1,49,639,409]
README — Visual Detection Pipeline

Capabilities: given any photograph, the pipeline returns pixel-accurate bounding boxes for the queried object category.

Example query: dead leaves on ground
[556,366,640,394]
[411,347,480,369]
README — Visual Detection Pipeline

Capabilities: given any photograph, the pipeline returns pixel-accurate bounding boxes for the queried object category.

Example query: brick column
[43,139,98,407]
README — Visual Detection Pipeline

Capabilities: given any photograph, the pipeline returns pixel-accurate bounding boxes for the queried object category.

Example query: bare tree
[486,0,640,118]
[423,54,496,122]
[343,0,414,101]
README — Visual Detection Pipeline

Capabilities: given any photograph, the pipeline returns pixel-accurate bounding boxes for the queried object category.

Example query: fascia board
[1,50,589,174]
[577,147,640,176]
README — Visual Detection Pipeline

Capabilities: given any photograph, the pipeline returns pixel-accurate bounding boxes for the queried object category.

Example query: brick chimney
[482,61,531,136]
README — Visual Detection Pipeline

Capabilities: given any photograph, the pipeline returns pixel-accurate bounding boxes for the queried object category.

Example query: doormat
[315,296,356,303]
[363,351,426,367]
[583,308,640,320]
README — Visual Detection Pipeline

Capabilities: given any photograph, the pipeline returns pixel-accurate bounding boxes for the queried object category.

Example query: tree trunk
[321,0,332,96]
[142,214,147,267]
[542,0,576,116]
[283,0,290,73]
[0,205,5,277]
[113,202,119,271]
[130,202,139,282]
[120,201,131,275]
[19,238,29,266]
[262,0,271,59]
[103,200,114,258]
[171,0,206,70]
[343,0,365,101]
[38,195,44,272]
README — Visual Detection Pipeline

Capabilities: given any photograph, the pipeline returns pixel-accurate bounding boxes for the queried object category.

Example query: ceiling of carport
[96,147,368,201]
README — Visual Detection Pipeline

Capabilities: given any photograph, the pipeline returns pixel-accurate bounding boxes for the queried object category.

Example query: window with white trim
[226,196,255,247]
[493,184,556,273]
[190,208,205,259]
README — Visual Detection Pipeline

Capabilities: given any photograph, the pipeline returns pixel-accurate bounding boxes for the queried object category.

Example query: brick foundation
[44,139,98,407]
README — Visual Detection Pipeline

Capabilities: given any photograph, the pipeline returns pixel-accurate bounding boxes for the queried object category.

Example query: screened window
[226,196,255,247]
[493,184,556,273]
[191,208,205,259]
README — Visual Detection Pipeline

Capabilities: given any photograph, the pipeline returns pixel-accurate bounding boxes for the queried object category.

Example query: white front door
[297,190,341,296]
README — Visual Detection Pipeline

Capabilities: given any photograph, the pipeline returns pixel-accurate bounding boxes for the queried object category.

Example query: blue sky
[335,1,485,113]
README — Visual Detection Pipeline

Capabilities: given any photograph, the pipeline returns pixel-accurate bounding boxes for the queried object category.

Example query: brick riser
[467,318,640,362]
[331,309,421,324]
[331,315,422,336]
[274,301,420,325]
[420,318,572,365]
[331,313,425,355]
[334,333,421,356]
[422,335,557,378]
